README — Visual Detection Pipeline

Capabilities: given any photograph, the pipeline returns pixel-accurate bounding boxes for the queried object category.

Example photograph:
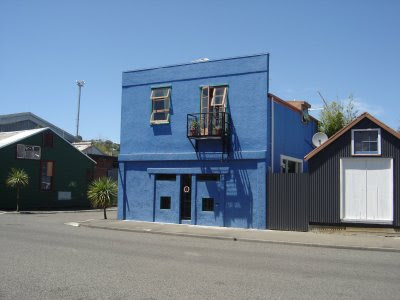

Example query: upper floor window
[40,161,54,191]
[201,86,227,114]
[352,128,381,155]
[280,155,303,173]
[17,144,41,160]
[150,87,171,124]
[43,132,53,148]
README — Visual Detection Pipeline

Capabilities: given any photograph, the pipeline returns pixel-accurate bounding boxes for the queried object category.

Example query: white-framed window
[351,128,381,155]
[210,86,227,107]
[280,155,303,173]
[16,144,41,160]
[201,86,227,112]
[150,87,171,124]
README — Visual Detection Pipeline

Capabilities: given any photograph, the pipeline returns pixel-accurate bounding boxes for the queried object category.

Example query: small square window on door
[202,198,214,211]
[160,196,171,209]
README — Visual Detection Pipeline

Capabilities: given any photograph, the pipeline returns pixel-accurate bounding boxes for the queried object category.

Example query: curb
[77,223,400,254]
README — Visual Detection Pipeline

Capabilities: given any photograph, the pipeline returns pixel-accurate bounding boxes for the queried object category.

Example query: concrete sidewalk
[75,218,400,253]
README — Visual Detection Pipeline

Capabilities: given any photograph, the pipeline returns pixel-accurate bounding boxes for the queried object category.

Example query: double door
[341,158,393,223]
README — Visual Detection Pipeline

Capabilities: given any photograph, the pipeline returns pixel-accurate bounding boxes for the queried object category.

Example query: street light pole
[76,80,85,139]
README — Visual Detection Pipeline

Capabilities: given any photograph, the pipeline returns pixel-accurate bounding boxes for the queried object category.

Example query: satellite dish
[312,132,328,147]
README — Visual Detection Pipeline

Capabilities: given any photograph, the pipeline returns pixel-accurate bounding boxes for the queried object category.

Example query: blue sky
[1,0,399,142]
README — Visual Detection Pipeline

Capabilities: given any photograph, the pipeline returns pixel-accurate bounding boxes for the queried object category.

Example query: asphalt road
[1,211,400,300]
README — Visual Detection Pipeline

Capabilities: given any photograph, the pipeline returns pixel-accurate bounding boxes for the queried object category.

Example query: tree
[6,168,29,212]
[92,139,120,156]
[318,94,358,137]
[87,177,117,219]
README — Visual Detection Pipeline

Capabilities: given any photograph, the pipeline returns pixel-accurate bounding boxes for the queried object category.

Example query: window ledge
[150,121,170,125]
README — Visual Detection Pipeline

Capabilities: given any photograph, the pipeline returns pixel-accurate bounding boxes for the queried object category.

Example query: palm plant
[6,168,29,212]
[87,177,117,219]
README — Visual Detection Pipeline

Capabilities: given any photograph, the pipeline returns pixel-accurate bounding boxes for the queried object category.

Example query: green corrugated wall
[0,129,95,210]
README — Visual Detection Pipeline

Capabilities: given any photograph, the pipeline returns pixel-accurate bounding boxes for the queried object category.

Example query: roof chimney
[287,100,311,112]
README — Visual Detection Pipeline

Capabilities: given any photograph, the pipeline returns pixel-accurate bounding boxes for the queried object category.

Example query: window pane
[202,198,214,211]
[153,99,166,111]
[214,87,225,95]
[213,95,224,105]
[201,97,209,114]
[287,161,297,173]
[354,130,379,154]
[41,161,53,190]
[211,87,226,106]
[160,196,171,209]
[152,88,169,98]
[47,162,53,176]
[43,133,53,147]
[152,112,168,121]
[155,174,176,181]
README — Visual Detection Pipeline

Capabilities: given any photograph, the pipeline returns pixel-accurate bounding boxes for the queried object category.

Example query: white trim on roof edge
[0,128,96,164]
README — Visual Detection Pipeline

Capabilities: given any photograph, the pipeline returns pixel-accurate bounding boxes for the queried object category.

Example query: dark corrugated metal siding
[0,120,38,132]
[309,119,400,227]
[268,173,309,231]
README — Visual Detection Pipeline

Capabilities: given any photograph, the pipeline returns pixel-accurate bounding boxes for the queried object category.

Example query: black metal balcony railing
[187,112,229,139]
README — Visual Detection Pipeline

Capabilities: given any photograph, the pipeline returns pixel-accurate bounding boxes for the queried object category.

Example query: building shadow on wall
[118,165,129,219]
[152,103,173,135]
[152,124,172,135]
[224,121,254,228]
[198,119,254,228]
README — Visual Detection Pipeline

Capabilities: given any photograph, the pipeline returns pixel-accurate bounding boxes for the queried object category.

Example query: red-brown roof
[268,93,319,123]
[304,112,400,161]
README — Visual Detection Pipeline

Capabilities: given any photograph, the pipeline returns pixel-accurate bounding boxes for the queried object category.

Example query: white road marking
[78,219,95,223]
[64,222,80,227]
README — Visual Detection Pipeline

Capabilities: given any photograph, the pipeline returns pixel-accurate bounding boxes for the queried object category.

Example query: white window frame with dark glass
[150,87,171,124]
[200,85,227,135]
[351,128,381,156]
[16,144,41,160]
[280,155,303,174]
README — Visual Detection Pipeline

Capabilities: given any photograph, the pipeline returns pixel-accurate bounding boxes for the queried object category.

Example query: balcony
[187,112,229,139]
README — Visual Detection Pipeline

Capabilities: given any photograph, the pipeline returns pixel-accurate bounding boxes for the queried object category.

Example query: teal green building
[0,128,96,210]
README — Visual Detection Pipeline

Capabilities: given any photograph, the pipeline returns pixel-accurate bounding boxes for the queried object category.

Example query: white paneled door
[341,158,393,224]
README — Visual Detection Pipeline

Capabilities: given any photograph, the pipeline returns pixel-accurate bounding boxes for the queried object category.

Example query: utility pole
[76,80,85,139]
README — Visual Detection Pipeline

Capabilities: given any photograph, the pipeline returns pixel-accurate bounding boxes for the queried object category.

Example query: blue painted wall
[117,160,265,228]
[118,54,314,229]
[120,54,269,159]
[272,99,318,172]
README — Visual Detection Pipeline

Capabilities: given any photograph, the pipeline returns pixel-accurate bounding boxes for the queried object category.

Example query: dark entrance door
[180,175,192,220]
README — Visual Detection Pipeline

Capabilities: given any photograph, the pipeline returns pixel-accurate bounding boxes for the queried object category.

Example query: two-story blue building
[118,54,317,229]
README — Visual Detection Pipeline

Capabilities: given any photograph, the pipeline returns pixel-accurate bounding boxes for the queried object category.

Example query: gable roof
[0,128,96,164]
[0,112,77,143]
[73,141,106,155]
[0,128,47,149]
[305,112,400,161]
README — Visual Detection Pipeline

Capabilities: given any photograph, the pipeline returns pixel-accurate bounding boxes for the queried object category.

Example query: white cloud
[341,97,385,118]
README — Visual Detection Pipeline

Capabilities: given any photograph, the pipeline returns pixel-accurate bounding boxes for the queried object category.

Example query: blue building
[118,54,317,229]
